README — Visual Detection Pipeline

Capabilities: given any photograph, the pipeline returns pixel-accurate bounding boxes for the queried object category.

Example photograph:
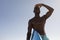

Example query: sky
[0,0,60,40]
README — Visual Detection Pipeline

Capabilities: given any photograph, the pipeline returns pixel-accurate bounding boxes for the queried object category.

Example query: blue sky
[0,0,60,40]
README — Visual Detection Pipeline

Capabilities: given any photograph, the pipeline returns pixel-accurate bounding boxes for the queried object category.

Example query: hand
[35,3,42,8]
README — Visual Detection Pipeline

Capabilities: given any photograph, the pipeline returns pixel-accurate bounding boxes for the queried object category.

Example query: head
[33,6,40,14]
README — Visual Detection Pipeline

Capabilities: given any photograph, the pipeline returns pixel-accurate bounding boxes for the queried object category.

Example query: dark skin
[26,3,54,40]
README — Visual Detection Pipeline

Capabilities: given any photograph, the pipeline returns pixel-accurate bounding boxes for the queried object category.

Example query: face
[34,6,40,14]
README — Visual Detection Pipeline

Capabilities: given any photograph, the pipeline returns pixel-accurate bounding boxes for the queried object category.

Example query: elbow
[52,8,54,13]
[52,8,54,12]
[49,8,54,13]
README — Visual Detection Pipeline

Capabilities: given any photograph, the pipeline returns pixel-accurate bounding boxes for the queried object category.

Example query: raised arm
[42,4,54,19]
[26,20,32,40]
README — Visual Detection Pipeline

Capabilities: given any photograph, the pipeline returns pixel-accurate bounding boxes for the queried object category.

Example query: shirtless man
[26,3,54,40]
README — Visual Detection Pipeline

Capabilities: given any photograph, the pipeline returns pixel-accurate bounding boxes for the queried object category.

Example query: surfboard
[31,29,41,40]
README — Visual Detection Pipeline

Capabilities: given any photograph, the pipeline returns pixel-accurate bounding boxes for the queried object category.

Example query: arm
[42,4,54,19]
[26,20,32,40]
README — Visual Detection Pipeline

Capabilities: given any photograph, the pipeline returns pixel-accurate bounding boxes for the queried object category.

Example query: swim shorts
[40,35,49,40]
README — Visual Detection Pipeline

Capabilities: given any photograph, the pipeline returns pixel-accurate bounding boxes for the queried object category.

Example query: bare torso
[26,4,54,40]
[30,17,46,35]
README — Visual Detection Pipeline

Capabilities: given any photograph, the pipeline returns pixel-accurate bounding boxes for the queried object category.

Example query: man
[26,3,54,40]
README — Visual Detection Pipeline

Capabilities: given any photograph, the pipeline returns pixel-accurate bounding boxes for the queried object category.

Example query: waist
[33,29,45,35]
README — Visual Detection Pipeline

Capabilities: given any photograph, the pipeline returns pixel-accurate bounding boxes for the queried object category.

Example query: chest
[32,18,45,25]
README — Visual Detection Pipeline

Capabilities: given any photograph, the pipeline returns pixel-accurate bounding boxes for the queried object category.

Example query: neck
[35,13,40,18]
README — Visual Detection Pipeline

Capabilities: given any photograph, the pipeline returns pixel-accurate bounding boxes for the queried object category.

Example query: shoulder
[28,18,34,23]
[41,15,47,20]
